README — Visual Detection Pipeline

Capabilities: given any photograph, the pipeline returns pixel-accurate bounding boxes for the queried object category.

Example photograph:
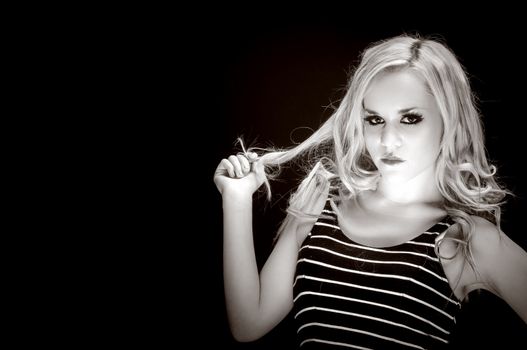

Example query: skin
[214,69,527,342]
[362,69,444,201]
[337,69,448,248]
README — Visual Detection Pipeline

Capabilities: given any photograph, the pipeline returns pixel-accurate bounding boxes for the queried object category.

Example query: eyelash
[363,113,424,126]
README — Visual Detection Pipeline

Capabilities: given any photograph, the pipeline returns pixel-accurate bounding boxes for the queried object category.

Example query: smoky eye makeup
[362,109,424,126]
[363,115,384,126]
[400,112,424,124]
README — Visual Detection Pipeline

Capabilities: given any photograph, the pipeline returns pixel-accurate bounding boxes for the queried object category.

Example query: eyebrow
[363,107,422,115]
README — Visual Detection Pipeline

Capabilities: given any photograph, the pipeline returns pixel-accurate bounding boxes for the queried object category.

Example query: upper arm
[255,215,302,335]
[256,173,331,335]
[470,217,527,323]
[255,213,320,336]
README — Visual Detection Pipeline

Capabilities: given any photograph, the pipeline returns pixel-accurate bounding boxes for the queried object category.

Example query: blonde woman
[214,34,527,349]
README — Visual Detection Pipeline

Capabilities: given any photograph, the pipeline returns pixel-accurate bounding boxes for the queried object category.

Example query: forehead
[363,70,435,111]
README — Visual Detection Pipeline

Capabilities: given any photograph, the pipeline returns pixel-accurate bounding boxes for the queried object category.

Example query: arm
[470,216,527,323]
[215,154,329,341]
[221,192,300,341]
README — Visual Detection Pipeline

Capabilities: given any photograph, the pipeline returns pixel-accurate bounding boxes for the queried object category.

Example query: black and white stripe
[292,200,461,349]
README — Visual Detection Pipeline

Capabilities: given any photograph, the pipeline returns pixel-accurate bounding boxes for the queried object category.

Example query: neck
[376,173,443,205]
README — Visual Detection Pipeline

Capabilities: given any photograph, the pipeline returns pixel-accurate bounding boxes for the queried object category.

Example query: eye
[363,115,384,126]
[401,113,423,125]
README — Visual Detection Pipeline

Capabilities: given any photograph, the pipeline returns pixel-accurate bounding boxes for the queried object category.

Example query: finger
[228,155,243,178]
[289,174,318,214]
[237,154,251,175]
[329,199,340,216]
[299,162,322,206]
[221,159,235,178]
[251,158,266,184]
[312,177,331,213]
[305,175,330,214]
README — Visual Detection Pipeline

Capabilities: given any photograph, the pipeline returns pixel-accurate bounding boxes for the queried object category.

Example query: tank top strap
[411,214,453,246]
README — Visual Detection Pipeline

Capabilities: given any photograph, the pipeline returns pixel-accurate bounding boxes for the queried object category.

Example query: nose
[380,124,402,150]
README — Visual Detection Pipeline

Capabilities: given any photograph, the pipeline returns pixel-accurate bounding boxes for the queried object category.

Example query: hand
[272,162,331,244]
[291,164,331,238]
[214,152,266,198]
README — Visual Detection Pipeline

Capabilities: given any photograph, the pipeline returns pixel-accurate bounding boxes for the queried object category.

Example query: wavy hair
[241,34,509,269]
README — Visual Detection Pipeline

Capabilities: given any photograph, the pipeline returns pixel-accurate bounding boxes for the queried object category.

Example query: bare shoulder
[469,215,527,292]
[440,215,527,300]
[438,216,500,258]
[469,215,527,322]
[469,215,501,252]
[469,215,523,264]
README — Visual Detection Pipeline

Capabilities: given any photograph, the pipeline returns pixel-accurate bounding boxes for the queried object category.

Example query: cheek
[429,118,444,149]
[426,126,443,152]
[364,135,376,156]
[363,132,379,155]
[411,130,441,159]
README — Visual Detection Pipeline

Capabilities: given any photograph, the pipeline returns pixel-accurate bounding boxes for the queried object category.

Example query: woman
[214,34,527,349]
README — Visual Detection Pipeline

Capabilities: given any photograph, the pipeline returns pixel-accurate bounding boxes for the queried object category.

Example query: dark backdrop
[180,11,527,349]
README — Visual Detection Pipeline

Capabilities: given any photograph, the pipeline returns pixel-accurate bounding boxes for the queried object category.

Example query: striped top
[292,197,461,349]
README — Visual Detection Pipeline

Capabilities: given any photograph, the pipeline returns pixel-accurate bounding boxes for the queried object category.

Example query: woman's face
[362,69,443,184]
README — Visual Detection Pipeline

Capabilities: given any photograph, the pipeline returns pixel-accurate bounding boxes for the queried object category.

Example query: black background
[174,10,527,349]
[35,7,527,349]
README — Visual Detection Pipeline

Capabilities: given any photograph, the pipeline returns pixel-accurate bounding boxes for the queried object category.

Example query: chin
[379,170,412,183]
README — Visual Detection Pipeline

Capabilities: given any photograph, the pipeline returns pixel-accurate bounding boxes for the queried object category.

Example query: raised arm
[214,153,329,341]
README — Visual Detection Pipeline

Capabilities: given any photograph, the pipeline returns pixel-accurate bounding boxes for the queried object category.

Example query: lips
[380,155,405,165]
[381,159,404,165]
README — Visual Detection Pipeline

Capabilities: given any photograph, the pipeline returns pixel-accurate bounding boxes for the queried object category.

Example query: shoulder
[467,215,527,267]
[468,216,527,321]
[469,215,501,251]
[440,215,527,301]
[440,216,500,294]
[466,215,504,275]
[440,216,500,260]
[468,215,527,290]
